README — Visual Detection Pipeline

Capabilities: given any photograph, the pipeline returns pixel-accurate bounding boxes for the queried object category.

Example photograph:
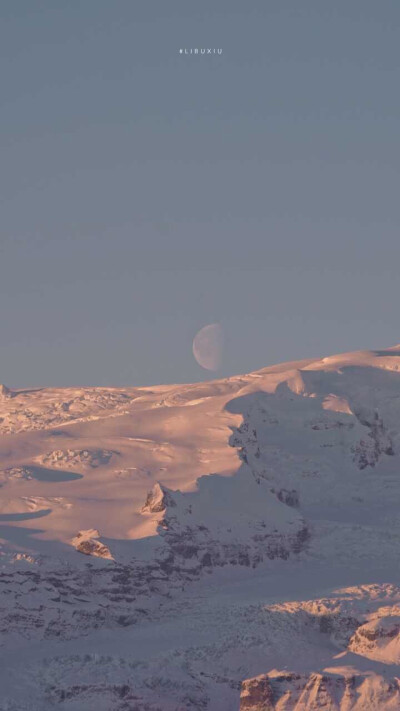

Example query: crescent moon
[192,323,224,371]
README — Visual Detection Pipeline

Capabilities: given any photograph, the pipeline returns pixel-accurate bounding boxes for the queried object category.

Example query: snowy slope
[1,345,400,709]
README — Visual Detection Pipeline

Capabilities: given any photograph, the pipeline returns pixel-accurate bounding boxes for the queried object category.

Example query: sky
[1,1,400,387]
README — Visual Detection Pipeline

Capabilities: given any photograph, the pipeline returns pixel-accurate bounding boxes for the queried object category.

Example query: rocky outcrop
[72,530,113,560]
[141,482,176,513]
[40,448,116,469]
[0,466,35,483]
[240,670,400,710]
[349,615,400,662]
[240,673,275,710]
[352,411,394,469]
[276,488,299,508]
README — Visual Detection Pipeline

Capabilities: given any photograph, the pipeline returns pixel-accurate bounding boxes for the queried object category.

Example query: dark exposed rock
[240,674,274,710]
[276,488,299,508]
[352,410,394,469]
[72,530,113,560]
[142,482,176,513]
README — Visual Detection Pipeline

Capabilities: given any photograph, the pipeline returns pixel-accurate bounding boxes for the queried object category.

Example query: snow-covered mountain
[1,345,400,709]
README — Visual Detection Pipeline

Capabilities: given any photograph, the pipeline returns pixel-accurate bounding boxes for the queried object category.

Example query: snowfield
[1,345,400,709]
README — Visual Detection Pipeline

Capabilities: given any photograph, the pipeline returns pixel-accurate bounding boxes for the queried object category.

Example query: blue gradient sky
[1,1,400,386]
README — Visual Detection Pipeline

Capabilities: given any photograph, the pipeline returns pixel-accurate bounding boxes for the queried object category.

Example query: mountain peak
[0,384,11,399]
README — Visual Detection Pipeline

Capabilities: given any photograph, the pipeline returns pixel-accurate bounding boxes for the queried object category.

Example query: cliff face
[240,671,400,711]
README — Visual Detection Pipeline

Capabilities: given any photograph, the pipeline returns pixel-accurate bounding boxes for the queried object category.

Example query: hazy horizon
[2,1,400,387]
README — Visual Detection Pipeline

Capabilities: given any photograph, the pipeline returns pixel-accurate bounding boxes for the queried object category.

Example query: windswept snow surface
[1,346,400,708]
